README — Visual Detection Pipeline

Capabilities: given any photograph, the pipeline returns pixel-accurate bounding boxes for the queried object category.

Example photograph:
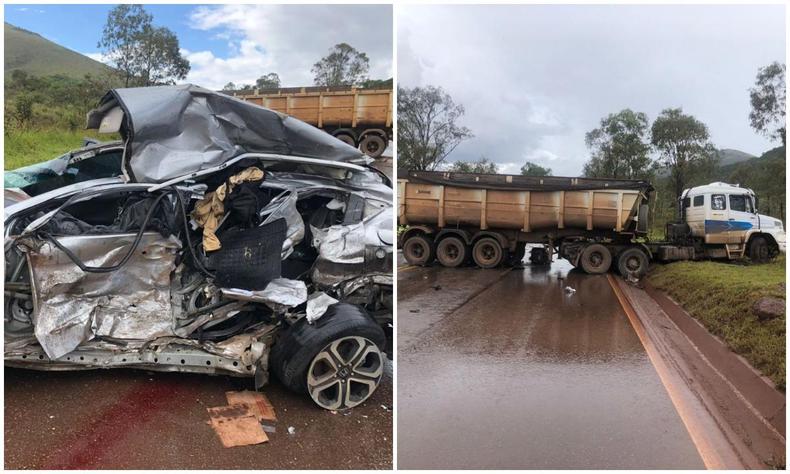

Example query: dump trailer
[398,170,786,276]
[231,86,392,158]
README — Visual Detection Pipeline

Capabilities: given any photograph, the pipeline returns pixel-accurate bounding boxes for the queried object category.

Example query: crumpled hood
[86,84,367,183]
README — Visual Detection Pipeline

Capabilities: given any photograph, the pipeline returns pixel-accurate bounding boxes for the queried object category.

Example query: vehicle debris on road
[207,404,269,448]
[207,390,277,448]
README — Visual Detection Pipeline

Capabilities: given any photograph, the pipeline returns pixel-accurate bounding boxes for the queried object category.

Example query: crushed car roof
[86,84,368,183]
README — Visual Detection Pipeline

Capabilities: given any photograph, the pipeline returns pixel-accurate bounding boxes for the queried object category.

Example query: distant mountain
[4,22,114,80]
[716,146,785,221]
[655,147,755,178]
[716,148,756,167]
[716,146,785,181]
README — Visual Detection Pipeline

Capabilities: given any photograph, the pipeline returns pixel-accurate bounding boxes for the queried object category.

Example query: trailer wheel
[436,236,468,267]
[579,244,612,274]
[617,248,649,278]
[748,236,772,263]
[403,234,435,266]
[335,133,357,147]
[472,237,504,268]
[360,134,386,158]
[270,303,386,411]
[508,243,527,266]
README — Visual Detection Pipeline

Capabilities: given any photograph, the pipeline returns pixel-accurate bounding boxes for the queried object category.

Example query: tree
[360,78,393,89]
[398,85,473,171]
[582,109,653,179]
[749,62,786,146]
[520,161,552,176]
[135,26,190,86]
[256,73,281,89]
[651,108,717,200]
[222,82,237,91]
[98,5,152,87]
[98,5,189,87]
[312,43,369,87]
[449,157,498,174]
[14,93,34,126]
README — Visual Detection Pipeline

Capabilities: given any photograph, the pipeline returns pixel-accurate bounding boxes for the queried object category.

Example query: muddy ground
[397,256,705,469]
[5,360,392,469]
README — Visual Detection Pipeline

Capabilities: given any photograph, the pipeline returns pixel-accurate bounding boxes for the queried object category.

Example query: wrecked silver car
[5,85,393,411]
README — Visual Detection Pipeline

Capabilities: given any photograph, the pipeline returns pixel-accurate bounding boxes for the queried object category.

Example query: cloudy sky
[6,4,392,88]
[398,4,785,176]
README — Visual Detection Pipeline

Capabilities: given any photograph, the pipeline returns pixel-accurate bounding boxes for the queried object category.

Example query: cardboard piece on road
[226,390,277,421]
[207,404,269,448]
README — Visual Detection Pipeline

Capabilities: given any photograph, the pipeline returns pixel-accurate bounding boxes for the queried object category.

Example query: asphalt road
[397,255,706,469]
[5,361,392,469]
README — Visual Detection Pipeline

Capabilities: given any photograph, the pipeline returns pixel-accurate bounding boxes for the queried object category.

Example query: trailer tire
[335,133,357,147]
[529,247,550,266]
[472,237,504,268]
[748,236,772,263]
[360,134,387,158]
[509,243,527,266]
[270,303,386,411]
[403,234,435,266]
[436,236,468,267]
[617,248,649,278]
[579,244,612,274]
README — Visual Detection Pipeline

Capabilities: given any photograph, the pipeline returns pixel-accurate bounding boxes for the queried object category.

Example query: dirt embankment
[648,257,785,390]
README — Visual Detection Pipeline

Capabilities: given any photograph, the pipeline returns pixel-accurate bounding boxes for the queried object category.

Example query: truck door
[685,193,706,237]
[727,193,758,244]
[705,193,729,244]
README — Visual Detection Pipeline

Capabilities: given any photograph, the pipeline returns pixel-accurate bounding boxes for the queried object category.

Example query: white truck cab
[681,182,786,259]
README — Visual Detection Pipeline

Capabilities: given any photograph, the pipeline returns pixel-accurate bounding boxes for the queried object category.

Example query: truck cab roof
[682,182,755,198]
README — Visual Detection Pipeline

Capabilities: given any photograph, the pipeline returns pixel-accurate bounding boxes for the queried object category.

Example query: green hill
[716,148,755,167]
[4,22,114,79]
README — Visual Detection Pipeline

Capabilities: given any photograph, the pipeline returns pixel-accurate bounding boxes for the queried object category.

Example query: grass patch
[648,256,786,390]
[5,129,113,170]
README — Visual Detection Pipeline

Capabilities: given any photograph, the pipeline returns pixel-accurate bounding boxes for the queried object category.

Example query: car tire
[402,234,435,266]
[436,236,468,267]
[749,236,772,263]
[472,237,504,268]
[616,247,649,278]
[360,134,387,158]
[270,303,386,410]
[579,243,612,274]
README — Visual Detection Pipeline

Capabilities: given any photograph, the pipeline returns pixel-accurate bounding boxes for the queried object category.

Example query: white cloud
[183,4,392,90]
[83,52,113,65]
[399,4,785,176]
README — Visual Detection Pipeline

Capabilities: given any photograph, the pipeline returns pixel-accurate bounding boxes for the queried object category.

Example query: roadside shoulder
[615,278,785,469]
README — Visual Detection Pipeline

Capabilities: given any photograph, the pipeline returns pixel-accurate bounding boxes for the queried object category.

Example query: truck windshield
[730,194,753,213]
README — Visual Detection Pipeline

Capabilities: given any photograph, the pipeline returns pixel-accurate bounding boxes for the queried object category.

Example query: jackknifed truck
[398,170,785,277]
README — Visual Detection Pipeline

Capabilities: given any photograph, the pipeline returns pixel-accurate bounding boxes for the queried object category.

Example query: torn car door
[23,233,181,359]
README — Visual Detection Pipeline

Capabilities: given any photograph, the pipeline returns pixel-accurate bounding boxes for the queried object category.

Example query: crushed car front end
[4,85,393,411]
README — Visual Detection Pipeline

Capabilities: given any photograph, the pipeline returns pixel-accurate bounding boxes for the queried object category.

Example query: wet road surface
[397,257,705,469]
[5,361,392,469]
